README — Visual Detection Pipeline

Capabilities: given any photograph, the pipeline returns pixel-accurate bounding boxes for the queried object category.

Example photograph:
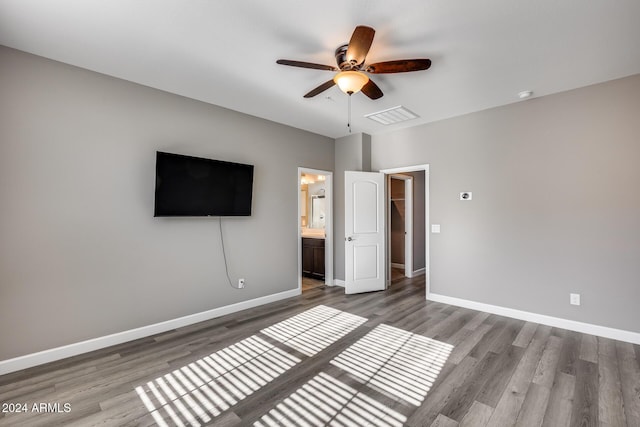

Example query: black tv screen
[154,151,254,217]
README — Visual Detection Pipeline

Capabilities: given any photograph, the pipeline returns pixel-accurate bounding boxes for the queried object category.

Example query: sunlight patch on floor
[134,306,451,425]
[135,335,300,427]
[261,305,367,356]
[254,372,406,427]
[331,324,453,406]
[135,305,368,426]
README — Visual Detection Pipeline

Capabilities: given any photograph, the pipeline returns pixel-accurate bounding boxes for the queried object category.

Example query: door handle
[346,236,355,241]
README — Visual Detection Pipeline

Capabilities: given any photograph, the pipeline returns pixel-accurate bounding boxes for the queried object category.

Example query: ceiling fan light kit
[334,71,369,95]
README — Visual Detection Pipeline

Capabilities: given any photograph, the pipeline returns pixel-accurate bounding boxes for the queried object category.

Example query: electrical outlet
[238,278,245,289]
[570,293,580,306]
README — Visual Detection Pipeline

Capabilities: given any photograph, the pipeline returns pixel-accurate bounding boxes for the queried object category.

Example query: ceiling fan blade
[304,80,336,98]
[346,26,375,65]
[277,59,337,71]
[361,79,383,100]
[366,59,432,74]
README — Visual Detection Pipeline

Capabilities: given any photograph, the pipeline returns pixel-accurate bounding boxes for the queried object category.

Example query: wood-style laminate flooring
[301,277,325,292]
[1,275,639,426]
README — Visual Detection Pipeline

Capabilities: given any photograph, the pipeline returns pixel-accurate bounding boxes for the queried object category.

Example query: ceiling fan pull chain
[348,94,352,133]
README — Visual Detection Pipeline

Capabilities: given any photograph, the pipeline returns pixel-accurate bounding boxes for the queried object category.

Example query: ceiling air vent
[364,105,419,125]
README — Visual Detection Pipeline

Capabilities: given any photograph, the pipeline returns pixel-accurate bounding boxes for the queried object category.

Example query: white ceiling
[1,0,639,139]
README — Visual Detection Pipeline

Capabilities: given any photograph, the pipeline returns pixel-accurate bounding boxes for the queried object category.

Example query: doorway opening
[381,165,429,297]
[298,168,333,293]
[389,174,413,282]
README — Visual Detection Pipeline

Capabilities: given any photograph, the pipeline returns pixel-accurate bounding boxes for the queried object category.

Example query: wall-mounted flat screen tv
[154,151,254,217]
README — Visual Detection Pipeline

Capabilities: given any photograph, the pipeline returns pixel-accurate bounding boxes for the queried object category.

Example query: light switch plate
[431,224,441,233]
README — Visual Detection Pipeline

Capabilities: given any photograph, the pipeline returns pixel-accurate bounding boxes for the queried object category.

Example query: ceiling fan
[277,25,431,100]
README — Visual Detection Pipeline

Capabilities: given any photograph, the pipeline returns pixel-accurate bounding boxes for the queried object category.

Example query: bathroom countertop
[301,228,325,239]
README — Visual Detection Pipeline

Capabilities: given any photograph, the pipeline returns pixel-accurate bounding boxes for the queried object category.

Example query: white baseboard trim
[0,288,300,376]
[391,263,405,269]
[427,293,640,345]
[334,279,345,287]
[412,268,426,277]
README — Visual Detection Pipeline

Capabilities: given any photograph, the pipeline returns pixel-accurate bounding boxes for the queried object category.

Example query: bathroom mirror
[310,195,325,229]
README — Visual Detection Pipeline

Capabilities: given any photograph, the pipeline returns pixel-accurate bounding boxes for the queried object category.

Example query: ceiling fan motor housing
[335,44,359,70]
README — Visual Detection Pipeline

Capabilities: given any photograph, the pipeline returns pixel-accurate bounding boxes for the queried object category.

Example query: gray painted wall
[372,74,640,333]
[333,133,371,281]
[0,46,334,360]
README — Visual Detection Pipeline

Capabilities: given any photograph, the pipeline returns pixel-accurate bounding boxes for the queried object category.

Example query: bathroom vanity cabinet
[302,237,325,280]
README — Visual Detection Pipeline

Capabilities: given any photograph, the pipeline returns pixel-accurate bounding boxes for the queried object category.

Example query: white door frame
[298,168,333,292]
[389,174,413,279]
[380,165,429,298]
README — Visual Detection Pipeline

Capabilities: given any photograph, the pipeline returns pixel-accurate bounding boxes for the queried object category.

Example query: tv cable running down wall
[219,217,243,289]
[154,151,254,289]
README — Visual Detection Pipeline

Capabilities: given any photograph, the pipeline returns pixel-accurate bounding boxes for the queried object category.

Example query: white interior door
[345,171,386,294]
